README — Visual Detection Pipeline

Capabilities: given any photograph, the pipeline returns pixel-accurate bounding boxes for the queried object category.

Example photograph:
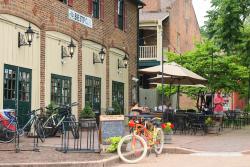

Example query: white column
[156,21,163,63]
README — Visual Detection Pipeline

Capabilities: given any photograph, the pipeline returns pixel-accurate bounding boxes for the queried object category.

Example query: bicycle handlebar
[45,102,79,111]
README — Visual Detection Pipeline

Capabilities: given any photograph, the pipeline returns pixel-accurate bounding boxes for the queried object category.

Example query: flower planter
[164,131,173,144]
[79,118,97,128]
[206,122,221,135]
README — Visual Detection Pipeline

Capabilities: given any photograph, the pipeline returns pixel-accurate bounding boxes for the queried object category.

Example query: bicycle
[42,102,79,139]
[0,108,45,143]
[117,115,164,164]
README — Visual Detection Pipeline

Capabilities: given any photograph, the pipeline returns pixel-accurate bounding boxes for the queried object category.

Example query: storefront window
[51,74,71,105]
[112,81,124,114]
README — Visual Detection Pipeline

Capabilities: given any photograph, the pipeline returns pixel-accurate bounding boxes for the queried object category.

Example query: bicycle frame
[18,114,36,132]
[133,121,156,146]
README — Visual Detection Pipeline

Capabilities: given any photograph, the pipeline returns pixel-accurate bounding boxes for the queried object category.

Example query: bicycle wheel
[69,115,79,139]
[35,120,45,142]
[117,134,147,164]
[0,128,15,143]
[154,128,164,155]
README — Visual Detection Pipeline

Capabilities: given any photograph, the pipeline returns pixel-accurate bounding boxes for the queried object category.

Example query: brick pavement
[0,126,250,166]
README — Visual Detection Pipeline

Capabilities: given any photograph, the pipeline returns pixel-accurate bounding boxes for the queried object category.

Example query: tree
[205,0,250,55]
[167,40,249,97]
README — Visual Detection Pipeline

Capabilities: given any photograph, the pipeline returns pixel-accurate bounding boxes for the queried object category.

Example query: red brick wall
[142,0,160,12]
[163,0,201,53]
[0,0,138,112]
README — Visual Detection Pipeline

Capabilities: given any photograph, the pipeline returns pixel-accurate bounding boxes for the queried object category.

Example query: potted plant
[79,102,96,128]
[161,122,174,144]
[205,116,220,134]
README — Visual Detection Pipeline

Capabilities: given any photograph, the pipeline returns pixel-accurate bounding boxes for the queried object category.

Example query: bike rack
[56,121,100,153]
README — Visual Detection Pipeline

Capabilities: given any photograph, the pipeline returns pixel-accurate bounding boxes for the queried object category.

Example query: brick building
[138,0,201,109]
[0,0,142,125]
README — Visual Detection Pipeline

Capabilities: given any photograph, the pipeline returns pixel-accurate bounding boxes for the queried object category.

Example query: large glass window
[93,0,100,18]
[112,81,124,114]
[117,0,124,30]
[3,68,16,100]
[85,75,101,112]
[51,74,71,105]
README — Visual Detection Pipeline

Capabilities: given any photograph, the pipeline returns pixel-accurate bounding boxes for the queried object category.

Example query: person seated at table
[130,102,150,115]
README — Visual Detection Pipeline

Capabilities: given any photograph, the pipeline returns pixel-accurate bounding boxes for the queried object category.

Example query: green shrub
[46,101,58,117]
[244,104,250,112]
[105,136,122,153]
[80,102,95,118]
[111,101,122,115]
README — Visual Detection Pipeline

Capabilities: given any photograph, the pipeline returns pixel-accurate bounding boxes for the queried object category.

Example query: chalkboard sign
[99,115,124,145]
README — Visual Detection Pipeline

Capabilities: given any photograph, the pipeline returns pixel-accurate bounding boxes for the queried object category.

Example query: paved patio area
[0,125,249,165]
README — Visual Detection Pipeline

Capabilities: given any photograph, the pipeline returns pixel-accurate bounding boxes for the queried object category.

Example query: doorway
[3,64,32,128]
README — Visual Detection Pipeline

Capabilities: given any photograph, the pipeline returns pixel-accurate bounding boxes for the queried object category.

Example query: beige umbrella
[148,75,207,85]
[139,62,207,83]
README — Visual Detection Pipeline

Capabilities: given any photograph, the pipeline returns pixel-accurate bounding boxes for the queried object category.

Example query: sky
[192,0,211,27]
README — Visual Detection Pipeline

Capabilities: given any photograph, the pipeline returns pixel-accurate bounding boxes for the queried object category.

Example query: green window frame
[118,0,124,30]
[112,81,124,114]
[3,67,17,100]
[59,0,68,4]
[51,74,71,105]
[93,0,100,18]
[85,75,101,112]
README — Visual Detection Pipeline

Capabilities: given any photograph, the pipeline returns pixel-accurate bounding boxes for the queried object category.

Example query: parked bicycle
[42,102,79,139]
[0,108,45,143]
[117,115,164,164]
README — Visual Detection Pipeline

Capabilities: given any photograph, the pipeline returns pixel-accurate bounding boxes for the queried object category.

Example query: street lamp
[62,39,76,59]
[18,23,35,47]
[93,47,106,64]
[118,54,129,69]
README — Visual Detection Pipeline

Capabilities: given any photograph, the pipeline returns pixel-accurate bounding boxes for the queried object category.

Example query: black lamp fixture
[118,53,129,69]
[93,47,106,64]
[62,39,76,59]
[18,23,35,48]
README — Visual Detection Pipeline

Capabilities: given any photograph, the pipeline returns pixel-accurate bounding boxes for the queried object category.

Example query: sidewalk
[0,125,250,166]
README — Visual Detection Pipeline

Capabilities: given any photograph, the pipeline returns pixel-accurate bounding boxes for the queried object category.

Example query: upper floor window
[59,0,73,7]
[88,0,104,20]
[114,0,127,31]
[93,0,100,18]
[118,0,124,30]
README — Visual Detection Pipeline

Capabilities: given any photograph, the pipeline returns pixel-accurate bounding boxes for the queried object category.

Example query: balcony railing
[139,45,157,60]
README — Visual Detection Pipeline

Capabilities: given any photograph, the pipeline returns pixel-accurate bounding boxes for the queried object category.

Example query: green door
[3,64,32,127]
[112,81,124,114]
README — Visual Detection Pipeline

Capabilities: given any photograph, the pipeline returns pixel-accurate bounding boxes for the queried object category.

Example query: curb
[0,146,198,167]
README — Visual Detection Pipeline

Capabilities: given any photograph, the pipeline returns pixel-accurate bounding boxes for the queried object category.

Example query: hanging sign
[68,9,93,28]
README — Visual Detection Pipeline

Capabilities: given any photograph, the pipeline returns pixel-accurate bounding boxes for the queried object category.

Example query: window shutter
[100,0,104,21]
[123,2,127,32]
[114,0,118,28]
[88,0,93,15]
[68,0,73,7]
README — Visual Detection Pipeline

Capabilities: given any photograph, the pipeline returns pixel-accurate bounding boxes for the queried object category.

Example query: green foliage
[156,84,178,97]
[105,136,122,153]
[46,101,58,117]
[205,0,250,55]
[162,122,174,134]
[110,101,122,115]
[244,104,250,112]
[166,40,249,98]
[205,117,214,126]
[80,102,95,118]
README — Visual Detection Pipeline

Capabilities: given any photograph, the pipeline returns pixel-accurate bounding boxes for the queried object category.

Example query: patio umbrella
[139,62,207,83]
[142,62,207,110]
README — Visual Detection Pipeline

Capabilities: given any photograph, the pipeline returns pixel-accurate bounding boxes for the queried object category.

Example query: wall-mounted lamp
[18,23,35,47]
[93,47,106,64]
[118,54,129,69]
[61,39,76,59]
